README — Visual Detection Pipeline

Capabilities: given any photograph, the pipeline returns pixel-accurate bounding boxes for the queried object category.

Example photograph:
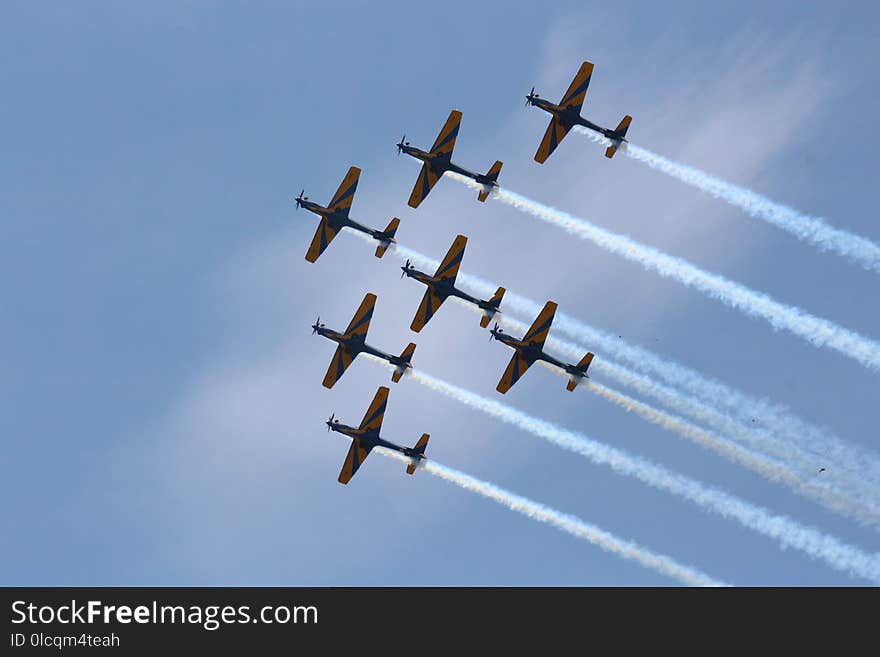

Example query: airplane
[525,60,633,162]
[396,109,503,208]
[295,165,400,263]
[313,292,416,388]
[326,386,430,484]
[401,234,506,332]
[489,301,594,393]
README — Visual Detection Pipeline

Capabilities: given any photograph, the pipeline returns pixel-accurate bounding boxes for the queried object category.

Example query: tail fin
[375,217,400,258]
[406,433,430,475]
[477,161,503,202]
[566,352,594,391]
[479,287,506,328]
[391,342,417,382]
[605,115,632,159]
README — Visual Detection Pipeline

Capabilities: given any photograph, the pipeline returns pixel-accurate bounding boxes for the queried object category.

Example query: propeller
[326,412,335,431]
[311,316,325,335]
[400,258,412,278]
[396,134,408,155]
[295,189,309,209]
[489,322,502,341]
[525,86,539,106]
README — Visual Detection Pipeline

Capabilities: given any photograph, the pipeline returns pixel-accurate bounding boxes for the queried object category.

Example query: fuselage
[400,145,496,185]
[300,200,387,241]
[402,267,489,308]
[328,421,421,457]
[490,328,580,375]
[530,97,625,142]
[315,326,407,366]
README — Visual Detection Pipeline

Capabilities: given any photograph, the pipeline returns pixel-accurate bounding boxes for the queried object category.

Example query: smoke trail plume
[378,449,724,586]
[359,233,880,501]
[368,357,880,583]
[574,127,880,273]
[448,172,880,371]
[579,373,880,527]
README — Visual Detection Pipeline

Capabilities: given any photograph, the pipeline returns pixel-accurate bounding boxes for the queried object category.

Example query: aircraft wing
[496,352,533,394]
[358,386,389,432]
[407,163,441,209]
[534,116,572,164]
[430,109,462,156]
[337,440,372,484]
[558,61,594,112]
[322,344,356,389]
[410,287,446,333]
[305,217,339,263]
[344,292,376,339]
[522,301,558,350]
[327,166,360,217]
[432,234,467,282]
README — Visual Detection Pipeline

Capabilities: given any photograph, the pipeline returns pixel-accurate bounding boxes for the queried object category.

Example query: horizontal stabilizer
[375,217,400,258]
[477,161,503,202]
[391,342,417,382]
[565,352,594,391]
[406,433,430,475]
[605,115,632,159]
[479,287,506,328]
[576,351,595,372]
[614,115,632,139]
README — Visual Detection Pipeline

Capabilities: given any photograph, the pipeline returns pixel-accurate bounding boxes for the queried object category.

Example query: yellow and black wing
[558,61,593,112]
[305,217,339,263]
[523,301,557,349]
[407,163,441,209]
[430,109,462,156]
[344,292,376,339]
[410,288,446,333]
[534,116,572,164]
[432,234,467,282]
[322,344,355,389]
[327,166,361,216]
[496,353,533,394]
[358,386,389,432]
[337,440,372,485]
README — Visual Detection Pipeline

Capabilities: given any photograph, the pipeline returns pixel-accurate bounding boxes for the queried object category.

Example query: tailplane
[391,342,417,383]
[406,433,430,475]
[477,160,503,202]
[479,287,506,328]
[605,115,632,159]
[566,352,595,391]
[375,217,400,258]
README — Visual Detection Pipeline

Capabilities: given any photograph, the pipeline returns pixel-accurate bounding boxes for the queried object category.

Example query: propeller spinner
[295,189,309,209]
[525,86,539,106]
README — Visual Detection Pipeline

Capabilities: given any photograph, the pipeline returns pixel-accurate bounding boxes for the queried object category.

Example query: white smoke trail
[449,172,880,371]
[364,234,880,503]
[578,373,880,527]
[371,359,880,583]
[574,127,880,273]
[378,449,724,586]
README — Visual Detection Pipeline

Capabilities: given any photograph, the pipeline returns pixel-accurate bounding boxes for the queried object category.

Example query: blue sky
[2,1,878,585]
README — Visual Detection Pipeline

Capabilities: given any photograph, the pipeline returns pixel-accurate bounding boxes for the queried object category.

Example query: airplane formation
[301,60,628,484]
